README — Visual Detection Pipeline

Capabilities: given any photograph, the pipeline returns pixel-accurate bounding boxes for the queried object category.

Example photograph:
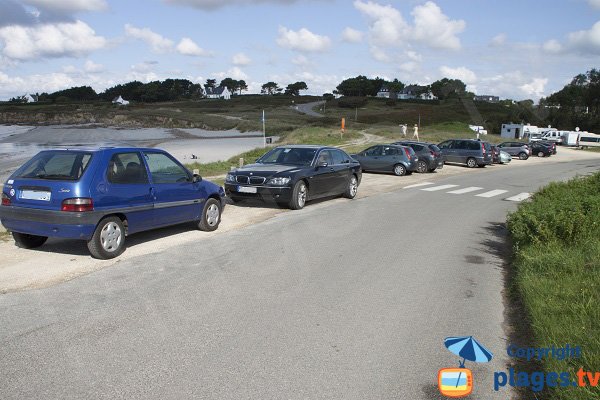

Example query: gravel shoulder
[0,147,598,293]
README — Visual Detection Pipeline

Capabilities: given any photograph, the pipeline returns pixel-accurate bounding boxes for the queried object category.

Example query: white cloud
[0,20,107,60]
[232,52,251,65]
[543,21,600,55]
[124,24,174,53]
[291,54,313,67]
[84,60,104,73]
[22,0,108,13]
[439,66,477,84]
[477,71,549,100]
[176,37,210,56]
[354,0,464,51]
[163,0,319,10]
[588,0,600,9]
[520,78,548,98]
[276,26,331,52]
[342,27,363,43]
[490,33,506,46]
[370,46,391,62]
[214,67,248,80]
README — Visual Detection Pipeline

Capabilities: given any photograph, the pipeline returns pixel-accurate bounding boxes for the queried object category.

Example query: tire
[12,232,47,249]
[343,175,359,199]
[537,151,545,157]
[519,152,529,160]
[416,160,428,173]
[466,157,477,168]
[393,164,407,176]
[289,180,307,210]
[87,216,125,259]
[198,198,221,232]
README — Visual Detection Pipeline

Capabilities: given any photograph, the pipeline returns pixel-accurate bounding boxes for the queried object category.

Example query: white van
[562,132,579,146]
[541,130,564,144]
[577,132,600,148]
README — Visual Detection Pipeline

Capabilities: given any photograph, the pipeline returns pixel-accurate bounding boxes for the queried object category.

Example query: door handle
[330,168,335,172]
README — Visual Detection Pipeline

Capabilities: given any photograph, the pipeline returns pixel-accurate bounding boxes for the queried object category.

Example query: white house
[419,91,437,100]
[112,95,130,106]
[501,123,539,139]
[205,86,231,100]
[376,86,392,98]
[23,94,38,103]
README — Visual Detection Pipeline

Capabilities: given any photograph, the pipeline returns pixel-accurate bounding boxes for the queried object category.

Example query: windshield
[15,151,93,181]
[257,147,317,166]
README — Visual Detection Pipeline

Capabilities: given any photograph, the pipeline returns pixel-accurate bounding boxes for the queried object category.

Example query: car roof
[394,140,435,145]
[275,145,336,150]
[38,146,162,153]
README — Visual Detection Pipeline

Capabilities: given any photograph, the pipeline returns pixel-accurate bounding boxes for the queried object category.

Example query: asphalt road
[1,157,599,399]
[293,101,325,117]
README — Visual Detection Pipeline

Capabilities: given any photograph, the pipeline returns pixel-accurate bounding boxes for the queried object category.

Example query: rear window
[467,141,481,151]
[429,145,441,152]
[16,151,93,181]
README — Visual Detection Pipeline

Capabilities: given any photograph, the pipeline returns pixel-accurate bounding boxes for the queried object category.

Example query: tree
[261,82,280,95]
[236,80,248,95]
[335,75,388,97]
[204,79,217,91]
[285,81,308,96]
[430,78,466,100]
[219,78,238,94]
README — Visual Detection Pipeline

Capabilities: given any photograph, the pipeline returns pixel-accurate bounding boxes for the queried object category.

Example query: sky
[0,0,599,101]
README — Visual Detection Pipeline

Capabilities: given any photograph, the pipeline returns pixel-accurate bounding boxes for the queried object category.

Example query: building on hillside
[205,86,231,100]
[376,85,393,98]
[474,95,500,103]
[500,123,539,139]
[419,91,437,100]
[396,85,437,100]
[112,95,130,106]
[23,94,38,103]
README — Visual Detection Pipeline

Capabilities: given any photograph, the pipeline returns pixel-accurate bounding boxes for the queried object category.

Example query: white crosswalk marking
[403,182,435,189]
[476,189,509,198]
[505,192,531,202]
[421,184,459,192]
[447,186,483,194]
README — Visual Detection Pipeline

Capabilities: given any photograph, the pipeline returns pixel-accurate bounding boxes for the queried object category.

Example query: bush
[336,97,368,109]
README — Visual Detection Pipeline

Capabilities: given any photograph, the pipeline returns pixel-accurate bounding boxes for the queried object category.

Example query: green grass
[507,173,600,400]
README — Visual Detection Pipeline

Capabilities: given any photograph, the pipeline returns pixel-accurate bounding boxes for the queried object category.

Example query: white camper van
[577,132,600,148]
[562,132,579,146]
[541,130,564,144]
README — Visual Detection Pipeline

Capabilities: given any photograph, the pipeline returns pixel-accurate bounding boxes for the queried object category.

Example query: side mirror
[317,162,328,168]
[193,174,202,183]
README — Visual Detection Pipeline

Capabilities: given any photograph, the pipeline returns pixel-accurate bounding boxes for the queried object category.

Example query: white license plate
[237,186,257,194]
[20,190,51,201]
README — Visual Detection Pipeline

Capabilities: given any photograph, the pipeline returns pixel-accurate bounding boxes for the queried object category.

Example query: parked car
[531,141,553,157]
[538,140,557,154]
[497,142,531,160]
[352,144,418,176]
[490,145,501,164]
[499,151,512,164]
[225,145,361,210]
[0,147,225,259]
[437,139,493,168]
[391,141,444,173]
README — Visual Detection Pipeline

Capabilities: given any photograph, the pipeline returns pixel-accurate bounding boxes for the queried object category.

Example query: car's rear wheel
[466,157,477,168]
[537,151,545,157]
[289,180,307,210]
[12,232,47,249]
[343,175,358,199]
[198,198,221,231]
[87,216,125,259]
[416,160,428,173]
[519,152,529,160]
[393,164,407,176]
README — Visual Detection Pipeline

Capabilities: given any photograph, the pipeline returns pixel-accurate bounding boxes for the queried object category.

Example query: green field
[507,173,600,400]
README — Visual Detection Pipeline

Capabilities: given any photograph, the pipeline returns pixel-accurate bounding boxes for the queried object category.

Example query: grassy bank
[507,172,600,400]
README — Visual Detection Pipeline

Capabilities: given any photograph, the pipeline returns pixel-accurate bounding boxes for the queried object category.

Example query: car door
[143,151,202,226]
[357,145,382,170]
[309,149,337,198]
[101,151,155,233]
[331,149,352,193]
[438,140,454,162]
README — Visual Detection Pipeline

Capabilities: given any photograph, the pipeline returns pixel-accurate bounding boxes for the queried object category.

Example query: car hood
[232,163,304,176]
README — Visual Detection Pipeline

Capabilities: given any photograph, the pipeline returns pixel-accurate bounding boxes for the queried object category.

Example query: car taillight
[61,198,94,212]
[481,143,486,154]
[1,193,10,206]
[404,147,412,160]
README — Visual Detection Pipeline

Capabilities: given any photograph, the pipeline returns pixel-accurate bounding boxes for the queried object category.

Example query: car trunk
[9,179,87,211]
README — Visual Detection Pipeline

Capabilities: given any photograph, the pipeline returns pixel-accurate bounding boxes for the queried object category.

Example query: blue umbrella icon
[444,336,493,388]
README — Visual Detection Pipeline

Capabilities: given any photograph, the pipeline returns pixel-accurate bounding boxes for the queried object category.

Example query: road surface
[0,156,599,399]
[293,101,325,117]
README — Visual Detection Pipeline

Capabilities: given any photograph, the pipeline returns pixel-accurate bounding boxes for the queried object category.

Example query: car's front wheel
[519,152,529,160]
[343,175,358,199]
[393,164,407,176]
[198,198,221,231]
[13,232,47,249]
[537,151,545,157]
[87,216,125,259]
[289,180,307,210]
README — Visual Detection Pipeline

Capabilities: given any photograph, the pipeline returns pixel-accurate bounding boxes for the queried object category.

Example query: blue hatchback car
[0,147,225,259]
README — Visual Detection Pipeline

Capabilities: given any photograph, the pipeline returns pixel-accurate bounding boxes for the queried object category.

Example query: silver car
[352,144,418,176]
[497,142,531,160]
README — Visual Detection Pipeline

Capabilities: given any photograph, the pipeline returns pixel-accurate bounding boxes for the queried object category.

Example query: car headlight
[267,177,291,186]
[225,173,236,183]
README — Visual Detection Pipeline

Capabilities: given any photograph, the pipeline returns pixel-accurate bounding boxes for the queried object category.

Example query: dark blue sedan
[0,147,225,259]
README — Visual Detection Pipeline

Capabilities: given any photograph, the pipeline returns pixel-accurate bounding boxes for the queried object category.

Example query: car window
[451,141,465,150]
[429,144,441,152]
[411,144,424,152]
[108,152,149,184]
[316,150,333,165]
[16,151,93,181]
[438,141,450,149]
[331,150,348,165]
[144,152,190,184]
[468,141,482,151]
[258,147,317,165]
[364,146,382,156]
[382,146,398,156]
